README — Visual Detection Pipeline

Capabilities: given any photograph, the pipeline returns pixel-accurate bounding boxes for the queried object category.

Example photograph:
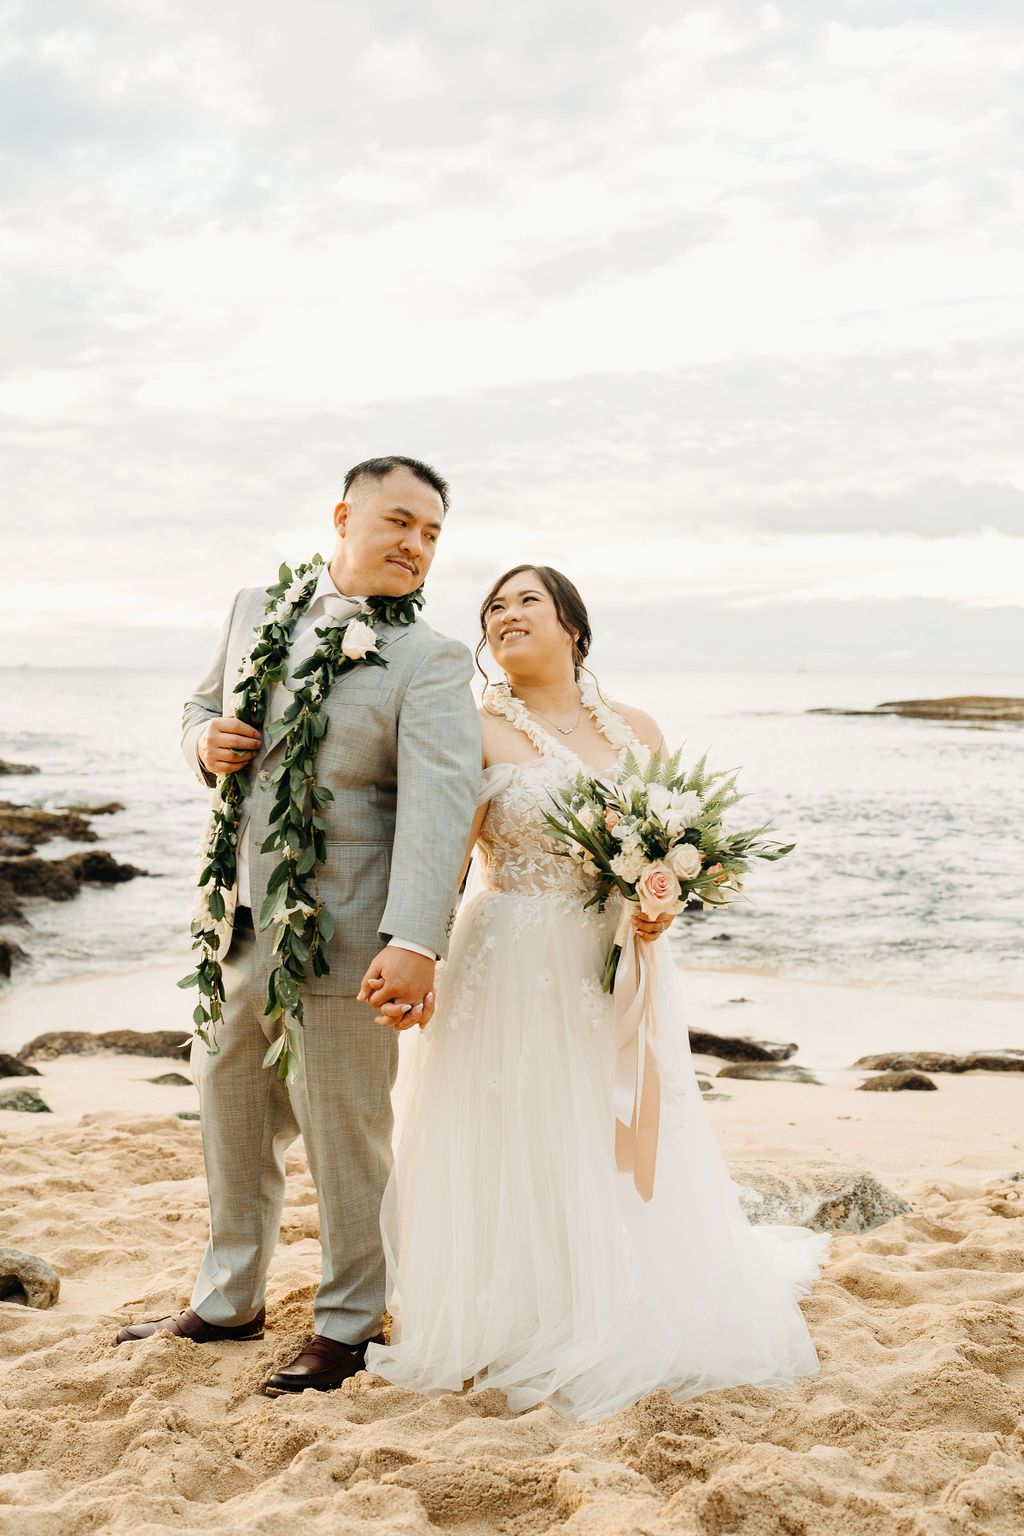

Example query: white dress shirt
[199,564,434,961]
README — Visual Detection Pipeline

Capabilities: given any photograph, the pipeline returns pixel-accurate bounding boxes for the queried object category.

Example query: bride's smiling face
[485,571,576,674]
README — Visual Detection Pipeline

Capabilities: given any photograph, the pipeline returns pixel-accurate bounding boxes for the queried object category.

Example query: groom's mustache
[386,554,419,576]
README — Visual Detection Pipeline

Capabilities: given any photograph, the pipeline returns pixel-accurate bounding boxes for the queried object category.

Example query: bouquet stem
[602,941,622,994]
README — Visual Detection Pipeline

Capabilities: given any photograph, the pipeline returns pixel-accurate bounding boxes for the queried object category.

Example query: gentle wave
[1,665,1022,1002]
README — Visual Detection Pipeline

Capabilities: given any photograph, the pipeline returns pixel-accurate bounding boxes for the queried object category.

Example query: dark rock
[19,1029,190,1062]
[0,802,99,857]
[177,1111,201,1121]
[0,856,80,903]
[148,1072,192,1087]
[854,1051,964,1073]
[689,1030,797,1063]
[858,1070,937,1092]
[709,933,733,942]
[0,850,146,924]
[696,1078,713,1092]
[854,1049,1024,1075]
[0,1087,51,1112]
[0,1053,41,1078]
[701,1093,733,1102]
[0,1247,60,1307]
[69,802,124,816]
[963,1051,1024,1073]
[65,850,145,884]
[733,1162,912,1233]
[0,760,40,776]
[0,938,27,977]
[809,696,1024,724]
[717,1062,822,1084]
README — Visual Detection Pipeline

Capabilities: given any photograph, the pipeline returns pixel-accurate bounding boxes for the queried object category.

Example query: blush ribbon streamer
[610,904,661,1202]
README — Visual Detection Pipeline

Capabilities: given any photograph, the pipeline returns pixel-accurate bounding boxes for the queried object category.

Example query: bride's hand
[632,909,675,944]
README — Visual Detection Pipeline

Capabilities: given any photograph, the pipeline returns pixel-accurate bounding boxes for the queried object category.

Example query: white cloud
[0,0,1021,669]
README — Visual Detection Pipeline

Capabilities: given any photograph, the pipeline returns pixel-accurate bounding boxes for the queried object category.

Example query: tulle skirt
[365,888,828,1422]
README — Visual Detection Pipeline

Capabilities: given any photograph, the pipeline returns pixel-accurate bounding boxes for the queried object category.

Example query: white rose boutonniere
[341,619,379,661]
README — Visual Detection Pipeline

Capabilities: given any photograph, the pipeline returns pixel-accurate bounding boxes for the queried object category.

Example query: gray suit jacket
[182,586,481,994]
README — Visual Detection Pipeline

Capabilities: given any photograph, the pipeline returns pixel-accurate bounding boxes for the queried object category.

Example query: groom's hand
[198,718,263,776]
[358,948,436,1031]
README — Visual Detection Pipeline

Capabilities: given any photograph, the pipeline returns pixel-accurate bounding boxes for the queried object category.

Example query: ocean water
[1,666,1022,1009]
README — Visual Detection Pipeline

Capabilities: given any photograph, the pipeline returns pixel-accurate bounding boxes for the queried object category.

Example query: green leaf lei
[179,556,424,1085]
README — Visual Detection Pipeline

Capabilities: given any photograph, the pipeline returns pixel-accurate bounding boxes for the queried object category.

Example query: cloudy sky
[1,0,1022,673]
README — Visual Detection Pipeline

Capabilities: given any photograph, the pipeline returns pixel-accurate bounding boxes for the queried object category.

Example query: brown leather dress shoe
[115,1306,266,1346]
[263,1332,385,1395]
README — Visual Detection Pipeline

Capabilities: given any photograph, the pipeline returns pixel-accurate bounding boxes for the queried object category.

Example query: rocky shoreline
[0,758,146,979]
[7,1022,1024,1116]
[809,693,1024,725]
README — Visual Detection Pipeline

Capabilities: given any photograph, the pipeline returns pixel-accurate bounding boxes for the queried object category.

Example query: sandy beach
[3,963,1024,1534]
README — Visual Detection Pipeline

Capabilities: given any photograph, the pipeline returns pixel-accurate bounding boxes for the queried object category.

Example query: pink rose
[636,860,683,919]
[604,808,621,830]
[706,863,728,885]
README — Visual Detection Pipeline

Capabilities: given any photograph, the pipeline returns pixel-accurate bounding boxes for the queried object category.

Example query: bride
[364,565,827,1422]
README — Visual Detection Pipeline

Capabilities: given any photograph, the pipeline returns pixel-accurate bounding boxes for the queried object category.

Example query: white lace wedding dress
[365,709,828,1422]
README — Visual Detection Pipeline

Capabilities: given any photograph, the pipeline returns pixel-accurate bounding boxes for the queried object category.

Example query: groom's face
[332,469,444,596]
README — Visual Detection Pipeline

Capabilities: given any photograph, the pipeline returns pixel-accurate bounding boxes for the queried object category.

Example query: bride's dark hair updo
[476,564,592,682]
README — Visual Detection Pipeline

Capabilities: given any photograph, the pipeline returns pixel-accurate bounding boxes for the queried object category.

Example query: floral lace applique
[441,925,498,1031]
[579,975,612,1031]
[476,758,620,902]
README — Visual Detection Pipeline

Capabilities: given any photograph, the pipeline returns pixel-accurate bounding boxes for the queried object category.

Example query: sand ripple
[4,1116,1024,1534]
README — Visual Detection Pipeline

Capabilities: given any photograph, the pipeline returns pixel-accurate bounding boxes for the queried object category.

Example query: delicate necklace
[516,690,583,736]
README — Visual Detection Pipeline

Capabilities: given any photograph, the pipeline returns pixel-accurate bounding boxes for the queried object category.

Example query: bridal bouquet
[543,743,794,992]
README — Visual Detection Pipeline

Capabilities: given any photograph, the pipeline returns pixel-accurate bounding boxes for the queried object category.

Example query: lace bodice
[476,752,625,902]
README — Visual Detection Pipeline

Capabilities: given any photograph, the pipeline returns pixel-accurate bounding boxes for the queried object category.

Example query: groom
[116,455,481,1393]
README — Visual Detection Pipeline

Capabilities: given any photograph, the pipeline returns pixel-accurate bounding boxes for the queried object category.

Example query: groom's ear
[333,501,350,537]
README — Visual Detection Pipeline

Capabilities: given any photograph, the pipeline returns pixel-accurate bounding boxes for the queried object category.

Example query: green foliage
[182,558,423,1081]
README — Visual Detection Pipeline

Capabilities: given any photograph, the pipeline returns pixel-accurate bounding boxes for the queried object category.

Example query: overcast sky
[1,0,1022,673]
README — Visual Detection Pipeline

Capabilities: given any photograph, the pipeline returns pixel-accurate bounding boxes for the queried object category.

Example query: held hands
[198,718,263,776]
[633,908,676,944]
[358,948,436,1031]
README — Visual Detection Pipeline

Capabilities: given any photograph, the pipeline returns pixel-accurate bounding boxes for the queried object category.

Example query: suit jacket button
[258,769,270,784]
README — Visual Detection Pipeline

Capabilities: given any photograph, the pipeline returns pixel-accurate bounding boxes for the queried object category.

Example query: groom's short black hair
[343,455,450,514]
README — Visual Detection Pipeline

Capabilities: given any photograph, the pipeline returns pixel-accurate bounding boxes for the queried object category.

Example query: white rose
[646,783,671,819]
[341,619,379,660]
[631,742,652,769]
[665,842,702,880]
[670,790,702,824]
[610,848,648,884]
[578,807,596,830]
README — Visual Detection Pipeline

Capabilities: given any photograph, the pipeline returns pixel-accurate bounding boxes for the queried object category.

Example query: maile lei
[179,556,423,1084]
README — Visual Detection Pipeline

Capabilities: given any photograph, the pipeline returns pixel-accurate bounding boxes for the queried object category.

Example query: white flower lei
[482,675,637,768]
